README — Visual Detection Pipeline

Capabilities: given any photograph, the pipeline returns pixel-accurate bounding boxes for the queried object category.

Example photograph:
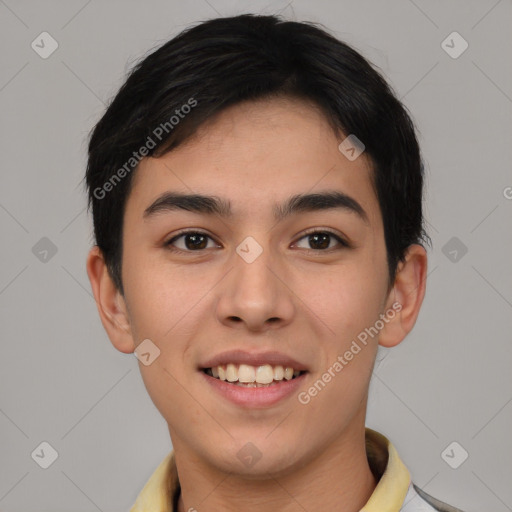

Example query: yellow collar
[130,428,411,512]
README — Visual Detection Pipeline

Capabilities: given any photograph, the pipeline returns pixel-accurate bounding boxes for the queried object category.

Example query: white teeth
[207,363,303,383]
[238,364,256,383]
[273,365,284,380]
[226,363,238,382]
[256,364,274,384]
[284,367,294,380]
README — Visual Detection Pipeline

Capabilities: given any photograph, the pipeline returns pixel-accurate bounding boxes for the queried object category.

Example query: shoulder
[400,482,466,512]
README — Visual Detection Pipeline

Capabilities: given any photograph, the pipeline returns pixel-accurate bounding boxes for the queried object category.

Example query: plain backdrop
[1,1,511,511]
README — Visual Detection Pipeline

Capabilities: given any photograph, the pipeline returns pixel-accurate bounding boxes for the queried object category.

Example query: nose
[215,244,295,332]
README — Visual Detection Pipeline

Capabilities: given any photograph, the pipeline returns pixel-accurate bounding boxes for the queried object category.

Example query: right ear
[86,246,135,354]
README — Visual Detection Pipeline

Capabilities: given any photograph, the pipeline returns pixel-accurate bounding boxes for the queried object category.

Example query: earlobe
[86,246,135,354]
[378,244,428,348]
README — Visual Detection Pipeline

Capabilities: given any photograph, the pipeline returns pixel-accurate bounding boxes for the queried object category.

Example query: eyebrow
[143,190,369,225]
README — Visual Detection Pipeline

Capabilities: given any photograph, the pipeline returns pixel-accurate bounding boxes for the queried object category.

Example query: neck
[174,414,377,512]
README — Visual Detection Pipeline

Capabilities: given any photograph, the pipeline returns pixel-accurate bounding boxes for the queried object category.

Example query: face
[108,97,398,475]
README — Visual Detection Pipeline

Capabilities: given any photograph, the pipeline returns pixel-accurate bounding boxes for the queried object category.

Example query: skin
[87,96,427,512]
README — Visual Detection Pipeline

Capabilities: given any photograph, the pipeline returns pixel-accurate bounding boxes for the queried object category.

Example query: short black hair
[85,13,431,296]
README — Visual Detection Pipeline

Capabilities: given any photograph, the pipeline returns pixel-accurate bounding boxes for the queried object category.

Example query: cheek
[297,261,386,344]
[125,263,206,420]
[122,250,205,340]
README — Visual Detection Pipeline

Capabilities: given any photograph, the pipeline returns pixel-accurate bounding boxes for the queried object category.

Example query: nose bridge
[236,241,274,298]
[215,235,294,330]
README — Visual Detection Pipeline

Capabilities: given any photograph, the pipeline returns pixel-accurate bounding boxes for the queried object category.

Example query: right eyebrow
[143,192,232,219]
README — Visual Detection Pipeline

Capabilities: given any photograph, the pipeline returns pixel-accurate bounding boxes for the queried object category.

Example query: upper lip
[200,350,309,371]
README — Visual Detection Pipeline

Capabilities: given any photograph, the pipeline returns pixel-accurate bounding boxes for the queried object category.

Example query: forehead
[126,97,380,228]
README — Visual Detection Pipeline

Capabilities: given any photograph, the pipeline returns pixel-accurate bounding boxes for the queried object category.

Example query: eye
[164,229,350,254]
[165,230,219,252]
[294,230,349,251]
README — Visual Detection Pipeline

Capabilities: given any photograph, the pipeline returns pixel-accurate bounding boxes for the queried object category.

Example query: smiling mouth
[202,364,307,387]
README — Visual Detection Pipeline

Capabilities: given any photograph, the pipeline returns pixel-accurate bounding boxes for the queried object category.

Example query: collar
[130,427,411,512]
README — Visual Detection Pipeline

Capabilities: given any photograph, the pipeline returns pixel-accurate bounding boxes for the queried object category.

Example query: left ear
[378,244,428,348]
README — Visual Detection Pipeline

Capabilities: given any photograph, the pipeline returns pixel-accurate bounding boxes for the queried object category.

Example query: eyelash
[164,228,350,254]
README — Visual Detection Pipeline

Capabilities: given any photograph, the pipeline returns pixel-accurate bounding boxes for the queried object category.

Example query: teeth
[235,381,257,387]
[256,364,274,384]
[273,365,284,380]
[226,363,238,382]
[207,363,302,384]
[238,364,256,383]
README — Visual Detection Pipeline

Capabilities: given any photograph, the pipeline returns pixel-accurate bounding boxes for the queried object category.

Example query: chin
[204,438,306,479]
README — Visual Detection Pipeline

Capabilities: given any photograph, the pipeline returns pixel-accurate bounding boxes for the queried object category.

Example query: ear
[86,246,135,354]
[378,244,428,348]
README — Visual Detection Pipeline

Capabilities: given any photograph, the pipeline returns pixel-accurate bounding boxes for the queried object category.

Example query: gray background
[1,0,511,511]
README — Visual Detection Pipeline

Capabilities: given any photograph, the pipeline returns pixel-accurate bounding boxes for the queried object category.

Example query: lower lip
[201,371,307,408]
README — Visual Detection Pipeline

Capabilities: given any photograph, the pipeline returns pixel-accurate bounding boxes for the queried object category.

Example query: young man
[85,14,464,512]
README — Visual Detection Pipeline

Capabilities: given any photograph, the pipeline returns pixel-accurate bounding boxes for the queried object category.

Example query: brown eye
[165,231,217,252]
[295,230,349,251]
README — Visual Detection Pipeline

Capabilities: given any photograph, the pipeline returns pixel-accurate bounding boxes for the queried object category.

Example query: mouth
[199,350,309,407]
[202,364,308,388]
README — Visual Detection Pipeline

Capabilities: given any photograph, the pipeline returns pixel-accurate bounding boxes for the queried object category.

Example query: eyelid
[293,227,350,249]
[165,229,219,251]
[164,228,350,252]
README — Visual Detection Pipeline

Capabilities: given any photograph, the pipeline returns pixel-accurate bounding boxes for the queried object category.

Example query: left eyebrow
[273,191,369,225]
[143,190,369,225]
